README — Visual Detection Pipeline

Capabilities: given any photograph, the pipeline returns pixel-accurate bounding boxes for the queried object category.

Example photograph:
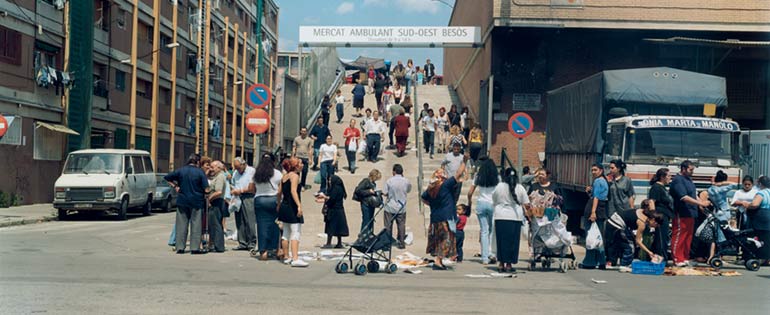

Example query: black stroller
[697,211,763,271]
[335,199,401,275]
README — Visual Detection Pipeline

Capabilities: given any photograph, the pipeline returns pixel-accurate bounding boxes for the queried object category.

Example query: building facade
[445,0,770,170]
[0,0,279,205]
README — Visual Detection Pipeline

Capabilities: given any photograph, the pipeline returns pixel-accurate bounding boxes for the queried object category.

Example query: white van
[53,149,156,220]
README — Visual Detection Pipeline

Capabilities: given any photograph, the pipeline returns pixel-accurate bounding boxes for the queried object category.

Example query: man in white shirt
[231,157,256,250]
[364,111,387,162]
[383,164,412,249]
[443,143,465,203]
[421,108,437,159]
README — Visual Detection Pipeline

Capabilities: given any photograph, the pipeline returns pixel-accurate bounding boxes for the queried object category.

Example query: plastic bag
[313,171,322,184]
[586,222,603,250]
[348,140,357,152]
[358,139,367,154]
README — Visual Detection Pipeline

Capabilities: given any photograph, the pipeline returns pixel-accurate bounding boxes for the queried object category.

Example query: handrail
[304,65,346,131]
[500,147,515,173]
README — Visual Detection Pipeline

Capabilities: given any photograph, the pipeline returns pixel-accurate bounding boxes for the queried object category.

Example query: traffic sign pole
[508,112,534,176]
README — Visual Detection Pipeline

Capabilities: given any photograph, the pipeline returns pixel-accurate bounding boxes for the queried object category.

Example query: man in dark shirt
[424,59,435,85]
[165,154,210,254]
[669,160,711,266]
[373,74,388,112]
[352,82,366,117]
[309,117,331,171]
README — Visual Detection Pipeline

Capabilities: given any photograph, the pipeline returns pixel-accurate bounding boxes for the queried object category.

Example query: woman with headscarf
[318,175,349,248]
[422,153,468,270]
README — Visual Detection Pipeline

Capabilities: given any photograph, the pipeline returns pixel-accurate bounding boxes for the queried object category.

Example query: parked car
[53,149,156,220]
[153,174,177,212]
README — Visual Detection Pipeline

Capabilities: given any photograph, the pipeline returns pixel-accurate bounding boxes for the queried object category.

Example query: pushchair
[335,199,400,276]
[696,211,763,271]
[527,208,576,273]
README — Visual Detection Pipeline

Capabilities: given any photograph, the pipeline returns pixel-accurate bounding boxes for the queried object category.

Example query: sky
[275,0,455,74]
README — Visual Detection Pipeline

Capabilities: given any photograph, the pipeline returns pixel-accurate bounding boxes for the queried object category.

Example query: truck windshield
[64,153,123,175]
[625,128,735,166]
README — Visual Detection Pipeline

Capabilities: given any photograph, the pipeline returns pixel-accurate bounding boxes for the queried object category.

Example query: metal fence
[299,47,345,130]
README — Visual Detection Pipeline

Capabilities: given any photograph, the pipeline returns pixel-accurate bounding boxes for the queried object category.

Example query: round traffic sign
[246,83,272,109]
[0,115,8,138]
[508,112,534,139]
[245,109,270,135]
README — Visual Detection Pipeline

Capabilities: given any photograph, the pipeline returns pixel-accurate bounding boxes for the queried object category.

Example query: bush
[0,191,8,208]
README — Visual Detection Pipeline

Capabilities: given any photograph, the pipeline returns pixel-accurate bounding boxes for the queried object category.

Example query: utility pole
[129,0,139,149]
[150,0,161,167]
[222,18,230,161]
[169,0,179,170]
[254,0,264,161]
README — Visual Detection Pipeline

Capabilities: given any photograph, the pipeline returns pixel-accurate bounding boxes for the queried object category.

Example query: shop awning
[36,121,80,135]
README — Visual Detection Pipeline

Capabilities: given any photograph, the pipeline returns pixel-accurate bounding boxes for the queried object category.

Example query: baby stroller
[528,208,576,273]
[335,198,400,276]
[696,211,763,271]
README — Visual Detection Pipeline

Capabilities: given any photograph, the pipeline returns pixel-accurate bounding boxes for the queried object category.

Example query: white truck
[544,67,743,225]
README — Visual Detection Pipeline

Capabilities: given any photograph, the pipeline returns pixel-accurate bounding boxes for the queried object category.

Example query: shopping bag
[586,222,603,250]
[358,139,367,154]
[313,171,322,184]
[348,140,357,152]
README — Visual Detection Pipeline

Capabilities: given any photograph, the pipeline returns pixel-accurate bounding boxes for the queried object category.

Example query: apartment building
[0,0,279,205]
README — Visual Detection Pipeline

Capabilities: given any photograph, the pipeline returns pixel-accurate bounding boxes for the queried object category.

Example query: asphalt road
[1,212,769,315]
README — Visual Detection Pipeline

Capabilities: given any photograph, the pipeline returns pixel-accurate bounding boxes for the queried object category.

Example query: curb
[0,215,58,228]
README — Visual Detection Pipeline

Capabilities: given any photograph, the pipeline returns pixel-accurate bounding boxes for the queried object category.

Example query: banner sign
[631,118,740,132]
[299,26,481,45]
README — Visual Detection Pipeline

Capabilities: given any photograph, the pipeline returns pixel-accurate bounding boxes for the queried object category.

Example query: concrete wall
[495,0,770,32]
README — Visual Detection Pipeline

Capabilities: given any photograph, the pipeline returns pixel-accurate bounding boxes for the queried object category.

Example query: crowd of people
[163,60,770,274]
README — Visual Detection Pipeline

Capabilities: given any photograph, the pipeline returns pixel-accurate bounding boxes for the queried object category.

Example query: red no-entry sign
[0,115,8,138]
[245,109,270,135]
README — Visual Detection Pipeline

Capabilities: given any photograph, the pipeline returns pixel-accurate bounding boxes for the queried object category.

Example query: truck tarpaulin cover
[545,67,727,154]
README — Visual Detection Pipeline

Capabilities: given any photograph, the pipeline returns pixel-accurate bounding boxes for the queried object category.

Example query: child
[381,84,392,115]
[455,204,470,262]
[334,89,345,124]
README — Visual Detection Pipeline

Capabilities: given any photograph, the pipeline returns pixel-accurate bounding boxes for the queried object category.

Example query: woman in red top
[394,108,411,157]
[343,119,361,174]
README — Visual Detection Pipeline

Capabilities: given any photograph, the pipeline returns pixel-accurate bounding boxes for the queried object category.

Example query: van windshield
[64,153,123,175]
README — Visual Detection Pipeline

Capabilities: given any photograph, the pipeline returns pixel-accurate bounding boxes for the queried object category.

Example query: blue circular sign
[246,83,272,109]
[508,112,534,139]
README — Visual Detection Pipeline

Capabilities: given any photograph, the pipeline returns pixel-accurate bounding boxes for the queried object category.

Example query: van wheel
[57,209,68,221]
[142,196,152,216]
[117,198,128,221]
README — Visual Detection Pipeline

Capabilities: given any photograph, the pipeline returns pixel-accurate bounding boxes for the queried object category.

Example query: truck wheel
[117,198,128,221]
[142,196,152,216]
[57,209,68,221]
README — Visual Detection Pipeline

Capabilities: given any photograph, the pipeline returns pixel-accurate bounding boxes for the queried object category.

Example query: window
[0,26,22,65]
[116,9,126,29]
[160,35,172,54]
[33,123,63,161]
[142,156,154,173]
[115,70,126,91]
[131,156,146,173]
[124,156,132,174]
[136,79,149,98]
[160,87,171,105]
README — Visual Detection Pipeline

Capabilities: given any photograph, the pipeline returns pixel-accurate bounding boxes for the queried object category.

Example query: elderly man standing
[231,157,257,251]
[383,164,412,249]
[206,160,228,253]
[165,154,209,254]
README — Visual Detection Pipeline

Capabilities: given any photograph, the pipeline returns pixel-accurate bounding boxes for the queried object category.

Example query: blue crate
[631,261,665,275]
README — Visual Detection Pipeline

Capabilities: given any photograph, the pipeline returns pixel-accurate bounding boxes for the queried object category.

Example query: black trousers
[388,119,396,146]
[299,158,309,187]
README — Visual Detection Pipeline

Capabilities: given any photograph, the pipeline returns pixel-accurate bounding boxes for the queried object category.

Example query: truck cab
[604,116,742,202]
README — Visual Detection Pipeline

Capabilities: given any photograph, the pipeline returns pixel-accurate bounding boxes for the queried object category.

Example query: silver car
[153,174,177,212]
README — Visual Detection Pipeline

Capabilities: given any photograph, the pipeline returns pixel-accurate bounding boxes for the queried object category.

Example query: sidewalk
[0,204,57,228]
